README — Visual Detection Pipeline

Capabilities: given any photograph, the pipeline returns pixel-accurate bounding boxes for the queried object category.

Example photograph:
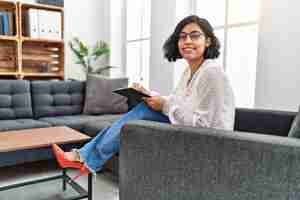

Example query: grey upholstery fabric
[120,120,300,200]
[0,80,33,120]
[288,107,300,138]
[83,75,128,115]
[83,114,123,137]
[31,80,85,118]
[0,119,51,132]
[234,108,296,136]
[39,114,121,132]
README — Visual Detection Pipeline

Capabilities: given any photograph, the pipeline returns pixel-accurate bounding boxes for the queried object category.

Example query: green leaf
[92,40,110,60]
[69,37,111,74]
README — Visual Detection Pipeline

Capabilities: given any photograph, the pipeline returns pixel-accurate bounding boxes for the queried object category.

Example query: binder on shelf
[0,12,3,35]
[38,10,61,40]
[7,11,14,35]
[27,8,39,38]
[2,11,9,35]
[51,11,62,40]
[37,9,47,38]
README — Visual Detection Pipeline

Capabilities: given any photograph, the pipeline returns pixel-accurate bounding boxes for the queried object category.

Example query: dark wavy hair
[163,15,220,62]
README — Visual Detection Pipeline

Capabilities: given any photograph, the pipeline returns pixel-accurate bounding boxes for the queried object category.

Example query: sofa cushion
[83,114,123,137]
[0,119,51,132]
[31,80,85,118]
[288,108,300,138]
[83,75,128,115]
[39,114,122,132]
[234,108,296,136]
[0,80,33,120]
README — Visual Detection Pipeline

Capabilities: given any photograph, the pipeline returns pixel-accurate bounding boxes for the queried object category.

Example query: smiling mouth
[182,48,195,53]
[182,47,195,51]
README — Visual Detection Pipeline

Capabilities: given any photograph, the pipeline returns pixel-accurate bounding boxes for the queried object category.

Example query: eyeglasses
[178,31,205,41]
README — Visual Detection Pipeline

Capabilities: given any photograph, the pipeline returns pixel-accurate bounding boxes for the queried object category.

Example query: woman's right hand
[132,83,151,96]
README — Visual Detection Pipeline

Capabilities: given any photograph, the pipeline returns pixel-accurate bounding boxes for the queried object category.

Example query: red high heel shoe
[52,144,90,181]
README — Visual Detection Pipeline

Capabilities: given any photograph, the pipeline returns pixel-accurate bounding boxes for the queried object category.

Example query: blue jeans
[79,102,170,172]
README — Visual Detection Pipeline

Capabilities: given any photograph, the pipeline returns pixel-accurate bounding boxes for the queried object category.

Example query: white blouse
[162,59,235,130]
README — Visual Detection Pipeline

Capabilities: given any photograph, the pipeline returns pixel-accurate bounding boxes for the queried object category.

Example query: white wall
[109,0,125,78]
[64,0,109,80]
[149,0,177,95]
[255,0,300,111]
[19,0,110,80]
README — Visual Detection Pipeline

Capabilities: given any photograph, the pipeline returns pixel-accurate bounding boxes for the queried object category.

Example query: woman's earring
[206,38,211,47]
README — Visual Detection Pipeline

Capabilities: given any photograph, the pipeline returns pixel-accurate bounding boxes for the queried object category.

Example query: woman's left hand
[143,96,166,112]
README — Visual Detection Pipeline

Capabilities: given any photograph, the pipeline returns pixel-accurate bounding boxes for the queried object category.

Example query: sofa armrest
[234,108,297,136]
[120,120,300,200]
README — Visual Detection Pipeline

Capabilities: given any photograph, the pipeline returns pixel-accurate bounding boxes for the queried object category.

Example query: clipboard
[113,87,151,103]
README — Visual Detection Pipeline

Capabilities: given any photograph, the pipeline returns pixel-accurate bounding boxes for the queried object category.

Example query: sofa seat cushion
[39,114,123,132]
[0,119,51,132]
[83,114,124,137]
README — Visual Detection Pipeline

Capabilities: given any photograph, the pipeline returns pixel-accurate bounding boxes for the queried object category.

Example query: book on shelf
[0,10,14,36]
[0,13,3,35]
[7,11,14,36]
[2,11,9,35]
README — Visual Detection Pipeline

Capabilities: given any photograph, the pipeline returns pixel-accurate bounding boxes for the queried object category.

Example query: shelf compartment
[20,2,63,39]
[22,41,64,75]
[0,1,18,37]
[0,40,18,73]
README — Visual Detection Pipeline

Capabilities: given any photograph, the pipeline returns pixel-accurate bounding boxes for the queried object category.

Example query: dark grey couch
[0,80,124,168]
[120,108,300,200]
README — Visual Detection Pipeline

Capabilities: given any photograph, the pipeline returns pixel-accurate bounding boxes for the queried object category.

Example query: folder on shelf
[51,11,62,40]
[37,9,47,39]
[27,8,39,38]
[38,10,62,40]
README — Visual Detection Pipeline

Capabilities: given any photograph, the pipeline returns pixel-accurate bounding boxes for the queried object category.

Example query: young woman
[52,15,235,177]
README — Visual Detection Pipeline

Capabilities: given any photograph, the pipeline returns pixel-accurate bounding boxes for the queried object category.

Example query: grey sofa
[120,108,300,200]
[0,79,124,168]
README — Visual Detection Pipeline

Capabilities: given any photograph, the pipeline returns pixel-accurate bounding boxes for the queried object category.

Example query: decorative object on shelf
[37,0,64,7]
[69,37,114,76]
[39,62,49,72]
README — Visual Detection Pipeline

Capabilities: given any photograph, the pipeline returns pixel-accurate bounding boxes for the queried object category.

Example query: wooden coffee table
[0,126,92,200]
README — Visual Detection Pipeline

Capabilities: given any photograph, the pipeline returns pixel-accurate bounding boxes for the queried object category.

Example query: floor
[0,160,119,200]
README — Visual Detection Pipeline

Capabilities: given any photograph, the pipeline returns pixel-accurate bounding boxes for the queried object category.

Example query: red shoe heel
[71,166,91,182]
[52,144,91,182]
[52,144,86,169]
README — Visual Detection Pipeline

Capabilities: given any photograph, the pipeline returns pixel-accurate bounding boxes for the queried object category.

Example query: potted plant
[69,37,114,77]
